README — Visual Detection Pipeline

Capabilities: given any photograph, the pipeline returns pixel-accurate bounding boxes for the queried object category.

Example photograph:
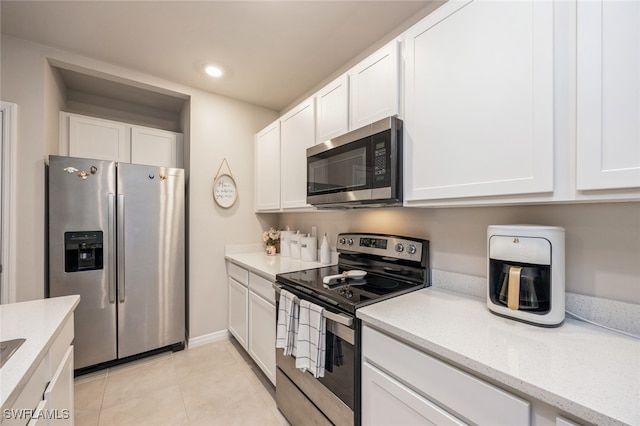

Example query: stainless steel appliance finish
[307,117,403,208]
[275,233,429,426]
[48,156,185,369]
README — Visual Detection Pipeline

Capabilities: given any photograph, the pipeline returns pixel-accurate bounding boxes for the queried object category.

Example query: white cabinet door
[362,361,467,426]
[27,399,50,426]
[255,121,281,211]
[280,98,315,209]
[68,114,129,162]
[43,346,74,425]
[228,277,248,349]
[248,291,276,385]
[350,40,401,130]
[130,126,181,168]
[316,74,349,143]
[404,0,554,202]
[576,0,640,190]
[362,326,530,426]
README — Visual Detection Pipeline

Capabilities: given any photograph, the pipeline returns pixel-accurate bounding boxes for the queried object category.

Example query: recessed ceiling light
[204,64,223,78]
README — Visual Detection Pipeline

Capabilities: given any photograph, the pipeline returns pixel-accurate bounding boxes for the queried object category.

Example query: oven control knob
[340,288,353,298]
[395,243,404,253]
[407,244,417,255]
[339,237,346,245]
[347,238,354,246]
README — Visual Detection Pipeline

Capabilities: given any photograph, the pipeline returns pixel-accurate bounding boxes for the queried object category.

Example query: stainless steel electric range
[274,233,430,426]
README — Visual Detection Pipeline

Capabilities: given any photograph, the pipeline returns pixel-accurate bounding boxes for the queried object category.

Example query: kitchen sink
[0,338,26,368]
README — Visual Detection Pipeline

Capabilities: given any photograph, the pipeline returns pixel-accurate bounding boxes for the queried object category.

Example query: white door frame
[1,101,17,304]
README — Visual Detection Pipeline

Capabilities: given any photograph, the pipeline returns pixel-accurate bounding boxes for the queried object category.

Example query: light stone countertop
[0,295,80,411]
[225,245,337,281]
[356,287,640,426]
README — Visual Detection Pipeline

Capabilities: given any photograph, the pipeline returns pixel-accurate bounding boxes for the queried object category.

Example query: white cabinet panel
[350,40,401,130]
[577,0,640,190]
[69,114,129,162]
[280,98,315,209]
[249,291,276,385]
[130,125,181,168]
[43,346,74,425]
[316,74,349,143]
[362,326,530,426]
[362,361,467,426]
[255,121,281,211]
[228,276,248,349]
[404,0,554,202]
[27,399,50,426]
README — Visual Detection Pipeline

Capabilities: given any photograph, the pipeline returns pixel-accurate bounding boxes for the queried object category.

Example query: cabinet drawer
[227,262,248,286]
[362,326,530,426]
[249,272,275,303]
[48,313,74,378]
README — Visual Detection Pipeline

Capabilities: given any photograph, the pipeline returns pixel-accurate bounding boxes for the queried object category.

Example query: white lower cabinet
[249,291,276,384]
[362,361,467,426]
[228,277,248,349]
[226,262,276,385]
[362,325,530,426]
[6,315,74,426]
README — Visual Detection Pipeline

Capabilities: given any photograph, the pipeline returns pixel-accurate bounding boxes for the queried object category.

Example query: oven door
[274,284,357,426]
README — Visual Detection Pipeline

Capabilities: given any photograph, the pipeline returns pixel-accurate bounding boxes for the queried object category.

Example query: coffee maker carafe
[487,225,565,326]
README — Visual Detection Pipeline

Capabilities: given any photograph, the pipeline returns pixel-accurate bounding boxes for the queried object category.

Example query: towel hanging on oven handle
[273,283,353,327]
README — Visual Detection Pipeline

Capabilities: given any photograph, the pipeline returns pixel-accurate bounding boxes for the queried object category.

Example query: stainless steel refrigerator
[48,155,185,370]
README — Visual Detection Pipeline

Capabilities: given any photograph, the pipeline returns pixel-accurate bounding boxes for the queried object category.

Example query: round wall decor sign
[213,173,238,208]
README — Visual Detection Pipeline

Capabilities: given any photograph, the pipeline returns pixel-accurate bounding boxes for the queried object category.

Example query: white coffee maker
[487,225,565,327]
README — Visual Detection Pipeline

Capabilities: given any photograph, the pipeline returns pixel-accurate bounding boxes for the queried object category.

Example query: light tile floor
[74,338,288,426]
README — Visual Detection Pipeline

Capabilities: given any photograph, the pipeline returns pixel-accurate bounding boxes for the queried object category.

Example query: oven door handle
[273,283,354,327]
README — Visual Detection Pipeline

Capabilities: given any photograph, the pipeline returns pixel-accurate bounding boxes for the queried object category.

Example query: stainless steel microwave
[307,116,402,208]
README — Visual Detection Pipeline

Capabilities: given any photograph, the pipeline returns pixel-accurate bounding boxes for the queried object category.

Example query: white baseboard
[187,329,229,348]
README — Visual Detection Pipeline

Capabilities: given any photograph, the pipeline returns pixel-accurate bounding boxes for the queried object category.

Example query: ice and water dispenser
[487,225,565,327]
[64,231,103,272]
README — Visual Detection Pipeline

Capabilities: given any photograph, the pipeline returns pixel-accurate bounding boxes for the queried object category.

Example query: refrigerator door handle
[117,193,126,303]
[108,193,116,303]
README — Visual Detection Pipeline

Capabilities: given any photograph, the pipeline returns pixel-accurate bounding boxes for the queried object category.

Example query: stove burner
[365,278,399,289]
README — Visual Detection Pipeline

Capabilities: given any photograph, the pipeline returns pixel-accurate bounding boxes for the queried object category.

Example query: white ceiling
[1,1,435,112]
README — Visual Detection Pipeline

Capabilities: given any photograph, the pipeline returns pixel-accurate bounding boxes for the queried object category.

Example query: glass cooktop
[276,265,424,314]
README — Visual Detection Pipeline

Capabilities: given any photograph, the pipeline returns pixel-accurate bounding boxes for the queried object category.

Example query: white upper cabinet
[130,125,182,168]
[255,121,281,211]
[67,114,129,163]
[349,40,401,130]
[62,112,183,168]
[315,74,349,143]
[576,0,640,191]
[280,98,315,209]
[404,0,554,203]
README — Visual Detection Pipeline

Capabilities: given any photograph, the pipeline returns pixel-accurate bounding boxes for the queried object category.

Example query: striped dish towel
[275,289,299,356]
[295,300,326,378]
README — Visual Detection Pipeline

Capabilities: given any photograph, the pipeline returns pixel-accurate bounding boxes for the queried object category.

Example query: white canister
[280,230,293,257]
[290,232,302,259]
[301,236,318,262]
[320,234,331,265]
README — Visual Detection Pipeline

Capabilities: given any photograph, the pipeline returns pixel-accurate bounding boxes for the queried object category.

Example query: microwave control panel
[374,141,387,180]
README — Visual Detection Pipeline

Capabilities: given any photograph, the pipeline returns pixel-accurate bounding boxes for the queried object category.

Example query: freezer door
[48,156,118,369]
[116,163,185,358]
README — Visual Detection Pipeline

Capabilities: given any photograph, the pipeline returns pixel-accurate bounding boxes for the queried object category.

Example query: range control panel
[336,233,425,262]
